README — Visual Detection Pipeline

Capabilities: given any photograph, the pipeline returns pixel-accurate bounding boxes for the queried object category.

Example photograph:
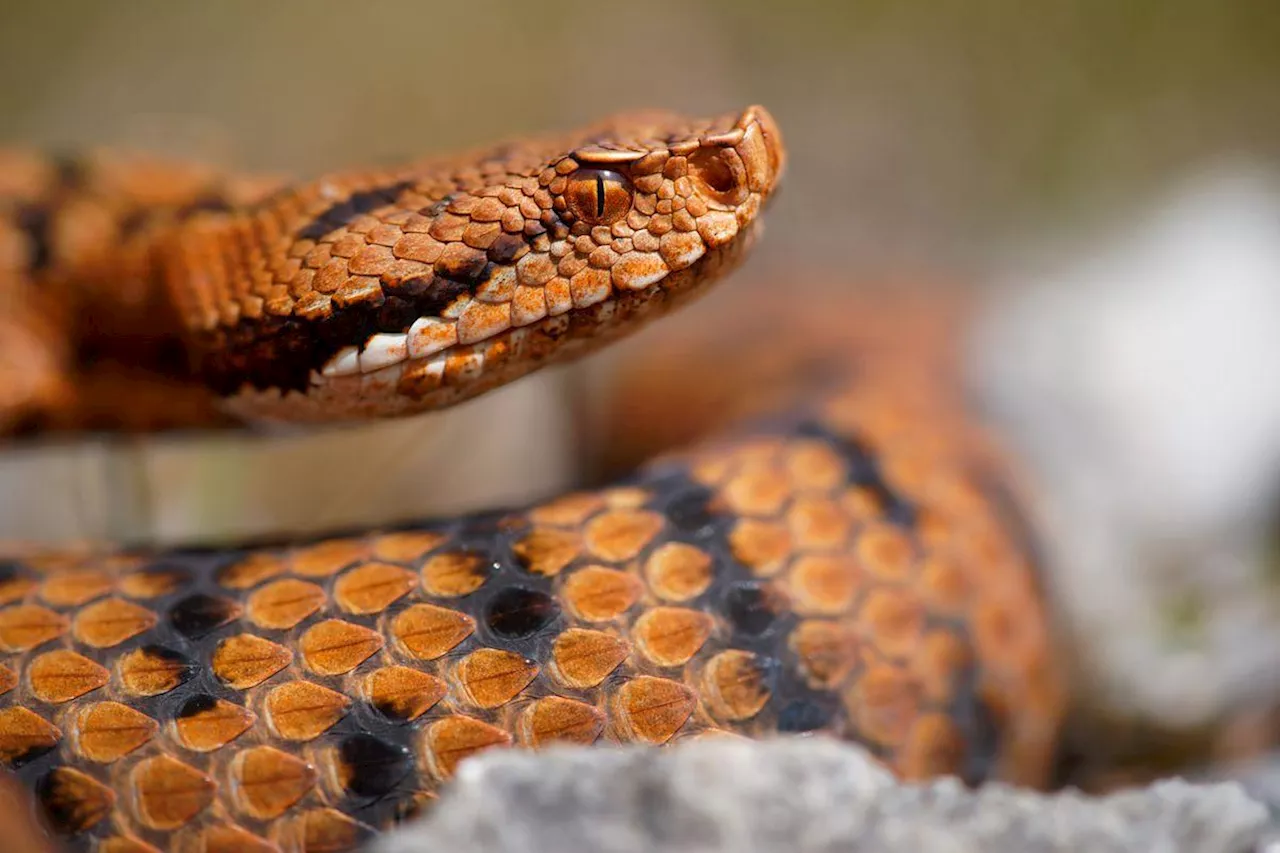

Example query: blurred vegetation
[1,0,1277,266]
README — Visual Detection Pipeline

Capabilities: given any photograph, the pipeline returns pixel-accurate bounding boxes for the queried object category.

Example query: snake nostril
[688,148,747,206]
[690,149,735,194]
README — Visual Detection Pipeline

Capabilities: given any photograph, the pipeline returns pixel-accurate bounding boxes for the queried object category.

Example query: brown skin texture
[0,106,783,430]
[0,771,58,853]
[0,110,1064,851]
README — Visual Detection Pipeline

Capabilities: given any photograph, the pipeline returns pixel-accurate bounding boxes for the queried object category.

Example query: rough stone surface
[1202,754,1280,846]
[372,738,1269,853]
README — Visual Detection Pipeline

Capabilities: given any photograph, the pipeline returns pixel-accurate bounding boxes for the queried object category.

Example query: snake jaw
[199,106,785,424]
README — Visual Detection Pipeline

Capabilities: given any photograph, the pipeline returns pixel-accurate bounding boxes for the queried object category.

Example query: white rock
[970,165,1280,726]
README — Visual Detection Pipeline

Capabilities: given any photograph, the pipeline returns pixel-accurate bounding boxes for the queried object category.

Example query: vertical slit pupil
[595,174,606,218]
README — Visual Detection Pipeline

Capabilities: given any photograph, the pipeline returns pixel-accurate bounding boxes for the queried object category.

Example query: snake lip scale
[0,105,1065,853]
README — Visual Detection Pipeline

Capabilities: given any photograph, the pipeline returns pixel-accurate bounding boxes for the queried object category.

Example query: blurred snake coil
[0,106,1064,852]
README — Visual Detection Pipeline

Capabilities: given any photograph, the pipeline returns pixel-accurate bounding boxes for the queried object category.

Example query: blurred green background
[3,0,1277,271]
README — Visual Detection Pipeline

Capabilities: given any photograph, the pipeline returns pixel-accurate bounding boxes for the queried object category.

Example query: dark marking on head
[0,559,24,585]
[436,248,488,282]
[374,295,421,332]
[487,233,527,265]
[408,276,472,316]
[202,178,547,396]
[547,217,570,241]
[199,266,496,396]
[382,275,433,299]
[295,179,416,242]
[175,193,235,221]
[197,179,722,399]
[420,196,451,218]
[118,193,234,241]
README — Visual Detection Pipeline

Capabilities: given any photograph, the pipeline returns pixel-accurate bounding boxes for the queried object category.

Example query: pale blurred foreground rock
[971,167,1280,728]
[372,738,1270,853]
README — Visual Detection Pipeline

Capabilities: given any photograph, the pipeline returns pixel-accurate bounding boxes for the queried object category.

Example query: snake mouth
[223,228,761,425]
[206,106,784,424]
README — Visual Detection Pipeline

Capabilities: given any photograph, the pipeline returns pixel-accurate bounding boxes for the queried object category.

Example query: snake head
[188,106,784,423]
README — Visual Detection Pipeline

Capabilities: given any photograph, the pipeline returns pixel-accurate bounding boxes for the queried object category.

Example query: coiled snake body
[0,107,1064,852]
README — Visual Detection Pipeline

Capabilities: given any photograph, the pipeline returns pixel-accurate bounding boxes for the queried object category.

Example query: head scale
[182,105,785,422]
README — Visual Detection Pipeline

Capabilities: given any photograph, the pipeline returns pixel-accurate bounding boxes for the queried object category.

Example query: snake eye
[565,168,633,225]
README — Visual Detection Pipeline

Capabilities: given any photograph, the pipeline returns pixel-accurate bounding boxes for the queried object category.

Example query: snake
[0,106,1064,853]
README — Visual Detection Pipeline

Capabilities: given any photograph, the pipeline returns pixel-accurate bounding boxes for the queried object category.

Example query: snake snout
[737,104,785,193]
[686,106,785,215]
